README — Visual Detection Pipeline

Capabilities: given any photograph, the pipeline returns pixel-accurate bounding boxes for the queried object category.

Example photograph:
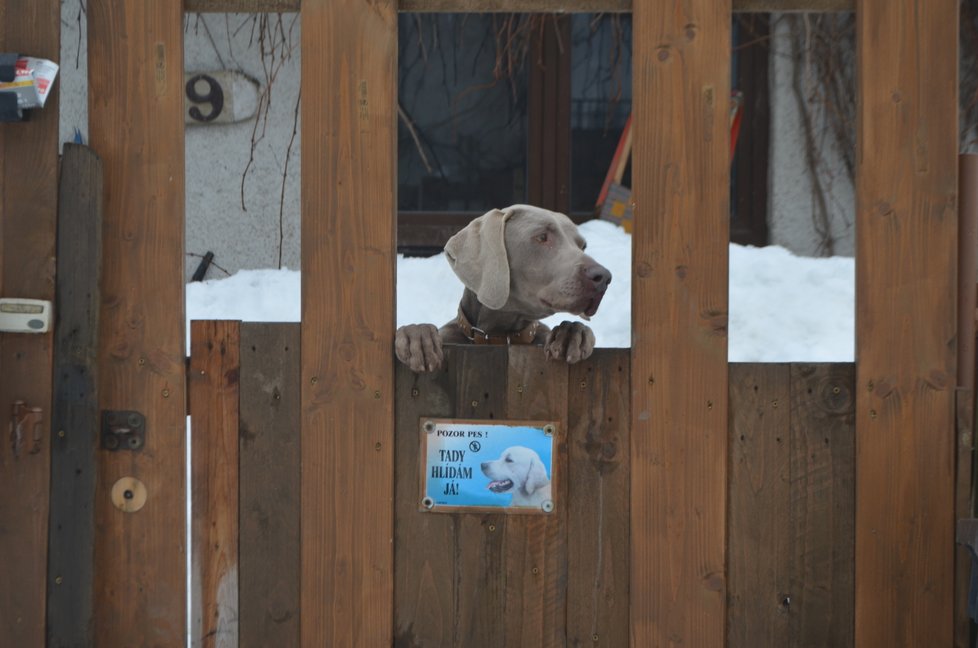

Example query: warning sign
[419,418,557,514]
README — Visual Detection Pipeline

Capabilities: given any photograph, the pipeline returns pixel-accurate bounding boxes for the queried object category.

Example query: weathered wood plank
[0,1,59,644]
[855,1,957,645]
[453,345,509,647]
[393,346,456,647]
[727,364,790,648]
[299,0,397,644]
[789,364,854,647]
[566,349,630,648]
[239,323,301,648]
[954,154,978,648]
[47,144,103,648]
[88,1,187,644]
[631,0,730,645]
[505,346,568,647]
[190,320,241,647]
[185,0,856,13]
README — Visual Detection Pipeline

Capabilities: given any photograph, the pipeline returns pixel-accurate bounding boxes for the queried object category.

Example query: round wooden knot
[111,477,147,513]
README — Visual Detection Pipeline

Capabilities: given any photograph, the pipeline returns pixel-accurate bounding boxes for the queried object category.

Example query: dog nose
[481,462,489,471]
[584,264,611,291]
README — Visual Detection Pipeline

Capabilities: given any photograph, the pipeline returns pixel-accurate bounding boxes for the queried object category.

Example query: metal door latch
[101,410,145,451]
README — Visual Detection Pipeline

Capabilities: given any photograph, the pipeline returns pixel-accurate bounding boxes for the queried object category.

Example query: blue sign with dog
[420,419,556,514]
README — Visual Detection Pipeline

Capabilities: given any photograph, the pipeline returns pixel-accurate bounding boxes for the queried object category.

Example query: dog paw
[395,323,444,373]
[544,321,596,364]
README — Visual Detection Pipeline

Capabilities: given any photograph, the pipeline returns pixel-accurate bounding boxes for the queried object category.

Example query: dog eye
[505,457,513,462]
[535,232,549,244]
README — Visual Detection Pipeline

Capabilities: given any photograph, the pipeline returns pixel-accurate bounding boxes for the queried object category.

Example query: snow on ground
[186,220,855,362]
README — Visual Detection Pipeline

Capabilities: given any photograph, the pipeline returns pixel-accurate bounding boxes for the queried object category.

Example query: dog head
[480,445,550,498]
[444,205,611,319]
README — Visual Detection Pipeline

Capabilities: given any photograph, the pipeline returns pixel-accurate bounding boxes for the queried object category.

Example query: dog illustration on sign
[481,445,551,507]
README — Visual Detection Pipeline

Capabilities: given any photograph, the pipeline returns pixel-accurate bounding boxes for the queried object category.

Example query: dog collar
[456,307,538,346]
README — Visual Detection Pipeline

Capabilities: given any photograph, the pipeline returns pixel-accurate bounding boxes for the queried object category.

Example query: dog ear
[444,208,511,310]
[523,456,550,496]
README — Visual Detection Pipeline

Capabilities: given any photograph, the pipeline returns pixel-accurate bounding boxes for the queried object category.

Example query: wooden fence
[188,321,857,647]
[0,0,963,646]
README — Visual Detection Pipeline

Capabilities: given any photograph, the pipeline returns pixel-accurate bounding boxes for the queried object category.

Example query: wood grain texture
[631,1,730,646]
[239,323,301,648]
[0,1,59,644]
[567,349,630,648]
[190,321,241,647]
[727,364,790,648]
[394,346,456,648]
[47,144,103,648]
[185,0,855,12]
[88,1,187,644]
[453,346,509,647]
[790,364,854,647]
[299,1,397,645]
[855,1,957,645]
[955,154,978,648]
[505,346,568,647]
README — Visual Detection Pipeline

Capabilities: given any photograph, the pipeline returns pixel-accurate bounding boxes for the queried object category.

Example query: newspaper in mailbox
[0,57,59,110]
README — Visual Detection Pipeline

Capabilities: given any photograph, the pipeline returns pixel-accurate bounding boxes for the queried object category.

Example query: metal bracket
[101,410,145,451]
[10,400,43,458]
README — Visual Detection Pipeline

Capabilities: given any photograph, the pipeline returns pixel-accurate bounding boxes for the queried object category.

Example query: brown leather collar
[456,307,538,345]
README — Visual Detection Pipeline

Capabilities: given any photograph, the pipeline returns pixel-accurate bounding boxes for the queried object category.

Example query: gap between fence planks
[186,0,856,13]
[855,1,958,645]
[190,320,241,646]
[88,1,188,644]
[0,1,59,645]
[47,143,103,647]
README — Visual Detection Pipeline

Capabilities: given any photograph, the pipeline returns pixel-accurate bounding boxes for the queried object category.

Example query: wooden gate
[0,0,964,646]
[187,321,857,646]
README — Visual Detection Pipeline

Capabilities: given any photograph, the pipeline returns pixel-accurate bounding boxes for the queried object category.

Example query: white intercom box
[0,298,52,333]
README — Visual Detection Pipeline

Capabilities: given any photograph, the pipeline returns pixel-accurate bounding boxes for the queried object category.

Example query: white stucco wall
[60,4,302,280]
[768,14,855,257]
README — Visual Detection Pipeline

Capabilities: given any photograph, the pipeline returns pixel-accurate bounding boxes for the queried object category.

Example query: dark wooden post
[47,144,103,647]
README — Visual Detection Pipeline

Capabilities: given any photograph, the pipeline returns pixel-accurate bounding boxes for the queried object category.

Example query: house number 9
[186,74,225,123]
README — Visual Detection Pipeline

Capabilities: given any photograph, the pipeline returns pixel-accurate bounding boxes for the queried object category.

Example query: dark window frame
[397,13,771,254]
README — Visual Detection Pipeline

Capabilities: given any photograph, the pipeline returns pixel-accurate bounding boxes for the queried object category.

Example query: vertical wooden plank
[505,345,568,647]
[954,154,978,648]
[727,364,790,648]
[567,349,631,648]
[789,364,854,647]
[393,346,456,647]
[300,3,396,643]
[631,1,731,645]
[0,1,59,644]
[47,144,103,647]
[239,323,301,648]
[856,1,957,644]
[190,320,241,646]
[88,1,187,644]
[453,345,509,647]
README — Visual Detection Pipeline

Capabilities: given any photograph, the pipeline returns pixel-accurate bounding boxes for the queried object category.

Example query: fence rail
[189,322,855,646]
